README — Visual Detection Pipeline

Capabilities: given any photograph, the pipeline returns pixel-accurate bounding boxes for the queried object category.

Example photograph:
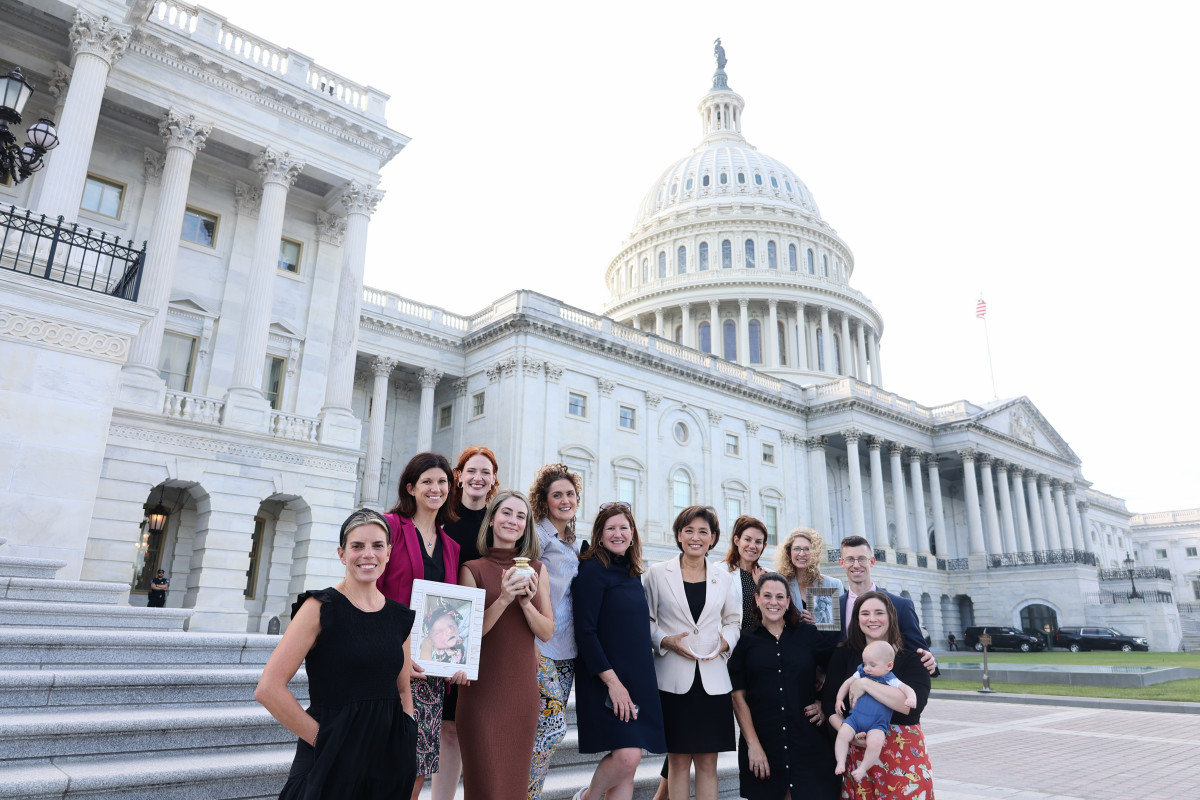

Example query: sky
[196,0,1200,514]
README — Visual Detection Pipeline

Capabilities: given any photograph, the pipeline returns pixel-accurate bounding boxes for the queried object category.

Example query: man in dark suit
[837,535,937,673]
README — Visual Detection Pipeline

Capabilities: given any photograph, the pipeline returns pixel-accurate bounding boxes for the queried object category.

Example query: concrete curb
[932,688,1200,714]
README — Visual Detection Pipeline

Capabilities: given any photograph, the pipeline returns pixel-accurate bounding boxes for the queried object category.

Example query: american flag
[976,298,987,319]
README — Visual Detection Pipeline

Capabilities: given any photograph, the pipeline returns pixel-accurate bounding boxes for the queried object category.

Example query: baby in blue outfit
[832,640,917,781]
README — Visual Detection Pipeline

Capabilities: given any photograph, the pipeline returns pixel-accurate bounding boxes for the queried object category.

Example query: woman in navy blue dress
[569,502,665,800]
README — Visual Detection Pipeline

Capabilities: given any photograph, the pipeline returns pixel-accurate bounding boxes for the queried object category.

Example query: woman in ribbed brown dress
[456,490,554,800]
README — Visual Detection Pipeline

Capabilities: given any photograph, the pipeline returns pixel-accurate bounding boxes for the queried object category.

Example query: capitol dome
[602,47,886,387]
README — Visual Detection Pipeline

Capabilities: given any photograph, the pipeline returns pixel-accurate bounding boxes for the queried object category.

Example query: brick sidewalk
[925,698,1200,800]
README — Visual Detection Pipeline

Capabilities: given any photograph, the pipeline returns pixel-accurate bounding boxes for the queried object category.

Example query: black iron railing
[895,551,908,566]
[947,558,970,571]
[1099,567,1171,581]
[986,550,1098,568]
[916,555,928,568]
[936,558,947,571]
[1084,590,1174,605]
[0,205,145,301]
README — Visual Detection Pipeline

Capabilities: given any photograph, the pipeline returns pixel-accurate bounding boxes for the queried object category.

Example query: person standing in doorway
[147,570,169,607]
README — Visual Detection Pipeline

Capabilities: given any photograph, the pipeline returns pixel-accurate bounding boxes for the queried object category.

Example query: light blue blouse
[535,517,581,660]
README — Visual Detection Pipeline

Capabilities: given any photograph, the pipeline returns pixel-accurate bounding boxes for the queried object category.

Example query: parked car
[962,626,1044,652]
[1054,626,1149,652]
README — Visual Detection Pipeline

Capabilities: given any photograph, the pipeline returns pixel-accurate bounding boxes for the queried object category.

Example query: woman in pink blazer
[643,505,741,800]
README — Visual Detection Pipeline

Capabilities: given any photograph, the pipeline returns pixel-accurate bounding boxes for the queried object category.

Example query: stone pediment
[971,397,1079,463]
[167,295,217,317]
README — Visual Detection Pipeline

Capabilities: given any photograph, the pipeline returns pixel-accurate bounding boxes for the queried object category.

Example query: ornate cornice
[645,391,662,409]
[317,210,347,245]
[708,409,724,426]
[805,436,826,450]
[70,12,131,66]
[746,420,760,436]
[597,377,615,396]
[544,362,563,383]
[0,310,129,362]
[108,423,357,472]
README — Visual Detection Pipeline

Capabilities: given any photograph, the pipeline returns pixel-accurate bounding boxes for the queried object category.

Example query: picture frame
[804,586,842,632]
[409,579,486,680]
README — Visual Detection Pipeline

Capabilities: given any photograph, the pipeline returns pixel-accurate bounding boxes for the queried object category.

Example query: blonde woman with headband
[775,527,843,626]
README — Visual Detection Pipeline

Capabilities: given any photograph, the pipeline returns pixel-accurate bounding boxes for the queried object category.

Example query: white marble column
[888,443,910,552]
[978,454,1002,556]
[416,368,443,453]
[867,437,888,548]
[34,12,129,222]
[767,299,779,367]
[843,430,866,537]
[680,302,693,348]
[318,181,384,445]
[795,302,809,370]
[819,306,832,373]
[1010,467,1033,552]
[654,308,665,338]
[360,356,397,507]
[708,300,720,353]
[1077,500,1092,553]
[994,461,1019,554]
[224,150,304,429]
[855,321,868,381]
[807,437,829,533]
[867,331,880,386]
[1052,481,1073,552]
[738,299,750,365]
[839,313,852,376]
[120,110,211,405]
[908,451,930,556]
[960,449,986,555]
[925,454,949,558]
[1040,477,1062,550]
[1065,484,1086,551]
[1025,471,1047,551]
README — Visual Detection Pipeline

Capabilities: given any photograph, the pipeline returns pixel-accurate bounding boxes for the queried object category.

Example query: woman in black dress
[728,572,841,800]
[256,508,417,799]
[570,502,665,800]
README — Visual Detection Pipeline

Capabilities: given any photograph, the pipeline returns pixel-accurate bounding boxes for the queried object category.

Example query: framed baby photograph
[409,580,486,680]
[804,586,842,632]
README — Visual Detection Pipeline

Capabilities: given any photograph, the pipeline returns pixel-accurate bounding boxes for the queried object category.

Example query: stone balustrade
[163,391,224,425]
[269,411,320,442]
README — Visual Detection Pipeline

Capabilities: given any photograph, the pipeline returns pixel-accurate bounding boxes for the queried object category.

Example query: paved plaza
[926,695,1200,800]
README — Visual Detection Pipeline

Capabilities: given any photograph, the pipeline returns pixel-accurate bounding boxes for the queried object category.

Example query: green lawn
[938,651,1200,668]
[932,678,1200,703]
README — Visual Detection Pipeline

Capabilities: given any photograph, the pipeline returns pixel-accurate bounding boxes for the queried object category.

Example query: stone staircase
[1181,614,1200,652]
[0,538,739,799]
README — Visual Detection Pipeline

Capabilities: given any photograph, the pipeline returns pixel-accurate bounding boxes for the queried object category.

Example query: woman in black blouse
[729,572,842,800]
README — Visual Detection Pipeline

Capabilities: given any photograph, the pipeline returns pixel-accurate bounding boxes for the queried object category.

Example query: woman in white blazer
[644,505,741,800]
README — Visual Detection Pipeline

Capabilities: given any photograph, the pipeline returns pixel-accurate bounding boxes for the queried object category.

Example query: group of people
[255,446,939,800]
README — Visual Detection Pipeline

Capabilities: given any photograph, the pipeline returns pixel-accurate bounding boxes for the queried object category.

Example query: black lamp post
[0,67,60,185]
[1124,552,1141,600]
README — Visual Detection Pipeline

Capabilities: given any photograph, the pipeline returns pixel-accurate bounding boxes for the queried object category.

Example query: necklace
[336,583,382,612]
[415,525,437,553]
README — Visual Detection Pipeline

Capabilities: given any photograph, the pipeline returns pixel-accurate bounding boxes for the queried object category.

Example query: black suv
[1054,626,1149,652]
[962,626,1044,652]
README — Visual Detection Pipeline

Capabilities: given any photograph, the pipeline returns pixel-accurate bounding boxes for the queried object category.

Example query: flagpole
[977,294,997,399]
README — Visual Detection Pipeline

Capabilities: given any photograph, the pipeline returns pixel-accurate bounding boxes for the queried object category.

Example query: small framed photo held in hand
[804,586,842,631]
[409,580,486,680]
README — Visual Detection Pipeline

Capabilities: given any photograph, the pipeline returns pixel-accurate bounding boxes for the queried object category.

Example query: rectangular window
[725,498,742,531]
[278,238,301,272]
[725,433,740,457]
[1186,546,1198,557]
[763,505,778,545]
[438,403,453,429]
[262,355,285,410]
[472,391,485,418]
[81,174,125,218]
[619,405,636,430]
[1194,580,1200,601]
[245,516,265,599]
[158,332,197,392]
[568,392,587,417]
[618,477,636,508]
[1155,548,1168,559]
[762,443,775,465]
[181,207,218,247]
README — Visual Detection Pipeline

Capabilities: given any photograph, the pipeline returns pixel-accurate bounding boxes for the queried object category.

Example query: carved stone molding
[888,442,904,458]
[417,368,443,389]
[923,453,941,469]
[316,210,347,245]
[70,12,131,66]
[352,371,369,391]
[993,459,1009,473]
[544,363,563,383]
[779,432,794,446]
[47,68,71,103]
[707,409,723,426]
[746,420,760,436]
[159,108,211,156]
[866,436,883,451]
[522,357,543,377]
[644,391,662,409]
[486,363,503,383]
[108,424,356,473]
[1010,408,1035,445]
[841,427,862,444]
[907,450,925,464]
[394,383,415,402]
[1037,475,1050,488]
[958,448,978,462]
[370,355,398,377]
[597,378,615,397]
[453,377,468,397]
[234,181,262,218]
[143,147,164,182]
[252,149,304,189]
[805,436,826,451]
[977,452,994,466]
[499,357,519,377]
[0,310,128,362]
[339,180,385,217]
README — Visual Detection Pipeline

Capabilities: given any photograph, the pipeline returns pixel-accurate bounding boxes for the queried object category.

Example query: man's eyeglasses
[599,501,631,512]
[841,556,871,565]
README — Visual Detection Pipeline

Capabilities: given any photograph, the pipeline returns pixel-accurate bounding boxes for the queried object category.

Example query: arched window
[677,245,686,274]
[719,172,728,185]
[658,251,666,278]
[816,328,825,371]
[699,242,709,271]
[785,180,793,192]
[723,319,737,361]
[767,241,778,270]
[702,174,711,187]
[628,264,635,286]
[744,239,755,268]
[686,177,694,191]
[699,321,711,353]
[721,239,732,269]
[823,254,829,276]
[754,173,763,185]
[672,469,692,518]
[788,243,797,271]
[807,248,815,274]
[670,182,678,196]
[674,325,683,344]
[749,319,762,363]
[834,333,842,374]
[778,321,787,366]
[737,172,746,184]
[642,258,648,283]
[770,176,779,188]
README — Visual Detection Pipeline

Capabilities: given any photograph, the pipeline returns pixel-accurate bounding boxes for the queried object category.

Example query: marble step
[0,577,129,605]
[0,556,66,580]
[0,629,278,670]
[0,668,308,712]
[0,600,192,631]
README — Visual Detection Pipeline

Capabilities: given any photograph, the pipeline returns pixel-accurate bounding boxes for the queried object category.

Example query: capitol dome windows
[823,254,829,276]
[770,176,779,189]
[723,319,737,360]
[699,242,709,270]
[744,239,755,268]
[789,244,798,271]
[721,240,732,268]
[699,321,711,353]
[749,320,762,364]
[703,174,711,187]
[785,180,793,192]
[754,173,763,186]
[674,325,683,344]
[767,241,778,270]
[642,258,649,283]
[686,177,694,191]
[677,246,687,274]
[807,248,815,274]
[737,171,746,184]
[719,172,728,185]
[658,252,667,278]
[670,182,678,196]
